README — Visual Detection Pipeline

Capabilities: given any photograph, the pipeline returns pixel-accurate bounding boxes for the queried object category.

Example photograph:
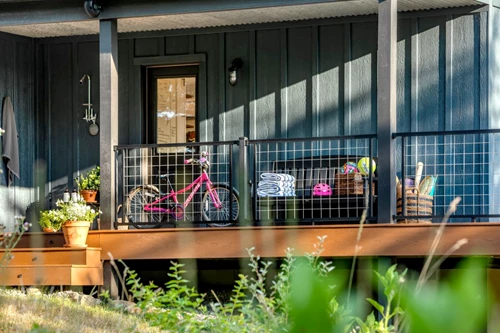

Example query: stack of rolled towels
[257,173,296,197]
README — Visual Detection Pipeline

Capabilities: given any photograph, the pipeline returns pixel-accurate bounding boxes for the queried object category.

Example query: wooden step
[0,264,103,286]
[0,247,101,267]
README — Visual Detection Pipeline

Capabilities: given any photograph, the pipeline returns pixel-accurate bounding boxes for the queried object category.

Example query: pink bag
[313,183,332,196]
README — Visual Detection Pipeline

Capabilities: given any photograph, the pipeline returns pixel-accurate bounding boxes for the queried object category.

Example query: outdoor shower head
[79,74,90,84]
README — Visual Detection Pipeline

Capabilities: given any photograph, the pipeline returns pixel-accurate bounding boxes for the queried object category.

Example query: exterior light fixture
[228,58,243,86]
[84,0,102,18]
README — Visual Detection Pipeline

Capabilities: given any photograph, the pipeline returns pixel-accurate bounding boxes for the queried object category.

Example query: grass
[0,289,161,333]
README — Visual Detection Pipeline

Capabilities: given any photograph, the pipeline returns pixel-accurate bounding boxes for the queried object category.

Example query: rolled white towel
[258,190,296,197]
[261,173,295,182]
[258,180,295,189]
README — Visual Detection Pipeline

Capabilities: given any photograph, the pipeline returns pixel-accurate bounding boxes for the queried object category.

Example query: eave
[0,0,486,38]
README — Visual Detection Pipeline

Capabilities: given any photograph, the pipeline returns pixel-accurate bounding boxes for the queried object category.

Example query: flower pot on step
[62,221,91,248]
[42,227,57,232]
[80,190,97,203]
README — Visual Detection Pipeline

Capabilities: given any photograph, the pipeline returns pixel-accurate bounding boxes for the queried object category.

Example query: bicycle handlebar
[184,151,210,169]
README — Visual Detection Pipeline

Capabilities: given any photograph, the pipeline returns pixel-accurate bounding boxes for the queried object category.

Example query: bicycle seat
[159,174,173,179]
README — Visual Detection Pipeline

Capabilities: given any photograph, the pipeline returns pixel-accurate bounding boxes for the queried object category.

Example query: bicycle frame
[143,171,223,214]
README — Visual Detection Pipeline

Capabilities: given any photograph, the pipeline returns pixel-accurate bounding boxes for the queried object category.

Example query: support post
[377,0,397,224]
[99,19,118,230]
[102,261,120,299]
[238,137,250,226]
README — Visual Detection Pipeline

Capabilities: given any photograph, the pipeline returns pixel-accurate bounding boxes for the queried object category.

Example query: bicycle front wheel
[201,186,239,227]
[125,185,163,229]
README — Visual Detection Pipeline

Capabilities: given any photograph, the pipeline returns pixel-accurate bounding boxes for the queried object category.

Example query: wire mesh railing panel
[115,142,237,228]
[114,130,500,227]
[395,130,500,223]
[250,135,377,224]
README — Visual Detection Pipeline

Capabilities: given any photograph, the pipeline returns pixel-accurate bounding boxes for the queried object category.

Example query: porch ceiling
[0,0,484,38]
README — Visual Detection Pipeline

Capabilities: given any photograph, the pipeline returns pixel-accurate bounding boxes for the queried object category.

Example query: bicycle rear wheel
[125,185,163,229]
[201,185,239,227]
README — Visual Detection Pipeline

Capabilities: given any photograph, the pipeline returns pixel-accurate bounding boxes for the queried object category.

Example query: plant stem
[417,197,461,292]
[347,189,369,305]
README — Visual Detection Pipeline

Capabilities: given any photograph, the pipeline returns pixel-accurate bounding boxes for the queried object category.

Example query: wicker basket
[396,186,433,224]
[334,173,375,196]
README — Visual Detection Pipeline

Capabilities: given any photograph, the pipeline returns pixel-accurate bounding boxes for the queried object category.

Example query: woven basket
[396,186,433,224]
[334,173,375,196]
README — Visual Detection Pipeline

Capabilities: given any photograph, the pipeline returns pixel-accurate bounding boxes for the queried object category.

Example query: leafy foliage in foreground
[120,236,495,333]
[402,260,488,333]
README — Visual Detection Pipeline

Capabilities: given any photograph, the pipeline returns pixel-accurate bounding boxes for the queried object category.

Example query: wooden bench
[254,156,377,223]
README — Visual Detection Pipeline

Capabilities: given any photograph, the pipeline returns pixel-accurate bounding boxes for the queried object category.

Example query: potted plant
[75,166,100,203]
[38,209,64,232]
[56,197,100,248]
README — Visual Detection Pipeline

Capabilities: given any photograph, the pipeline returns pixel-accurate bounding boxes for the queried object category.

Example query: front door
[147,65,198,150]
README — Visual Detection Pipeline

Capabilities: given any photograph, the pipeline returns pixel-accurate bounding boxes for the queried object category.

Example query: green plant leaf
[288,258,346,333]
[365,312,375,326]
[366,298,385,316]
[402,258,488,333]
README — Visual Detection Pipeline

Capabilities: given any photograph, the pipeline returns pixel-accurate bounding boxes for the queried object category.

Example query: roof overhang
[0,0,487,38]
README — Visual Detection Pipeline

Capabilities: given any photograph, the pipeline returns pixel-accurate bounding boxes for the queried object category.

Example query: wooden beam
[377,0,397,223]
[92,224,500,259]
[99,19,118,230]
[15,224,500,259]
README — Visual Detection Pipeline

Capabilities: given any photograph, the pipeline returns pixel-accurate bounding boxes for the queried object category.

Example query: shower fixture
[79,74,99,136]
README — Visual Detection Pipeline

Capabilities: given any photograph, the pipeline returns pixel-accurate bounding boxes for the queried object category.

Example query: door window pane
[156,76,196,152]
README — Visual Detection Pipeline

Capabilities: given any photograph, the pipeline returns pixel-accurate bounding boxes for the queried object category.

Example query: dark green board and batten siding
[32,11,487,205]
[124,13,485,142]
[35,40,101,207]
[0,32,35,230]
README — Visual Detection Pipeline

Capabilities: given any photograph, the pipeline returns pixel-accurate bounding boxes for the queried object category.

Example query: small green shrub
[38,209,64,231]
[75,166,100,191]
[127,261,208,332]
[123,236,350,333]
[353,265,407,333]
[55,197,100,222]
[119,236,494,333]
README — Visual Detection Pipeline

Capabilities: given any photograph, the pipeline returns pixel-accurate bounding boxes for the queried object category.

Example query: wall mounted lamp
[228,58,243,86]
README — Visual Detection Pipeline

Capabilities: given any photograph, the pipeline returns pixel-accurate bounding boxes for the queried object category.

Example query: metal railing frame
[113,128,500,227]
[393,128,500,223]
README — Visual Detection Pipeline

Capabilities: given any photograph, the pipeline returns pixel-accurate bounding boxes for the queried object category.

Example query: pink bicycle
[125,152,239,228]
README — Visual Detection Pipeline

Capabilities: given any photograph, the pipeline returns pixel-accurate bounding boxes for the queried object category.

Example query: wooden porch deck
[4,223,500,286]
[14,223,500,259]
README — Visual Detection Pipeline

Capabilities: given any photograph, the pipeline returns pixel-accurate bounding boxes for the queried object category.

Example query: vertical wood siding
[0,33,34,230]
[34,11,487,203]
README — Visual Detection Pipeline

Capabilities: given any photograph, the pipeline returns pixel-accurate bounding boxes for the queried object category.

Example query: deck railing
[394,129,500,223]
[114,129,500,228]
[114,141,238,228]
[248,135,377,224]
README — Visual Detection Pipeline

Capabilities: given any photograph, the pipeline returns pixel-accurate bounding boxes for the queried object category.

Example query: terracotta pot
[42,227,57,232]
[62,221,91,248]
[80,190,97,203]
